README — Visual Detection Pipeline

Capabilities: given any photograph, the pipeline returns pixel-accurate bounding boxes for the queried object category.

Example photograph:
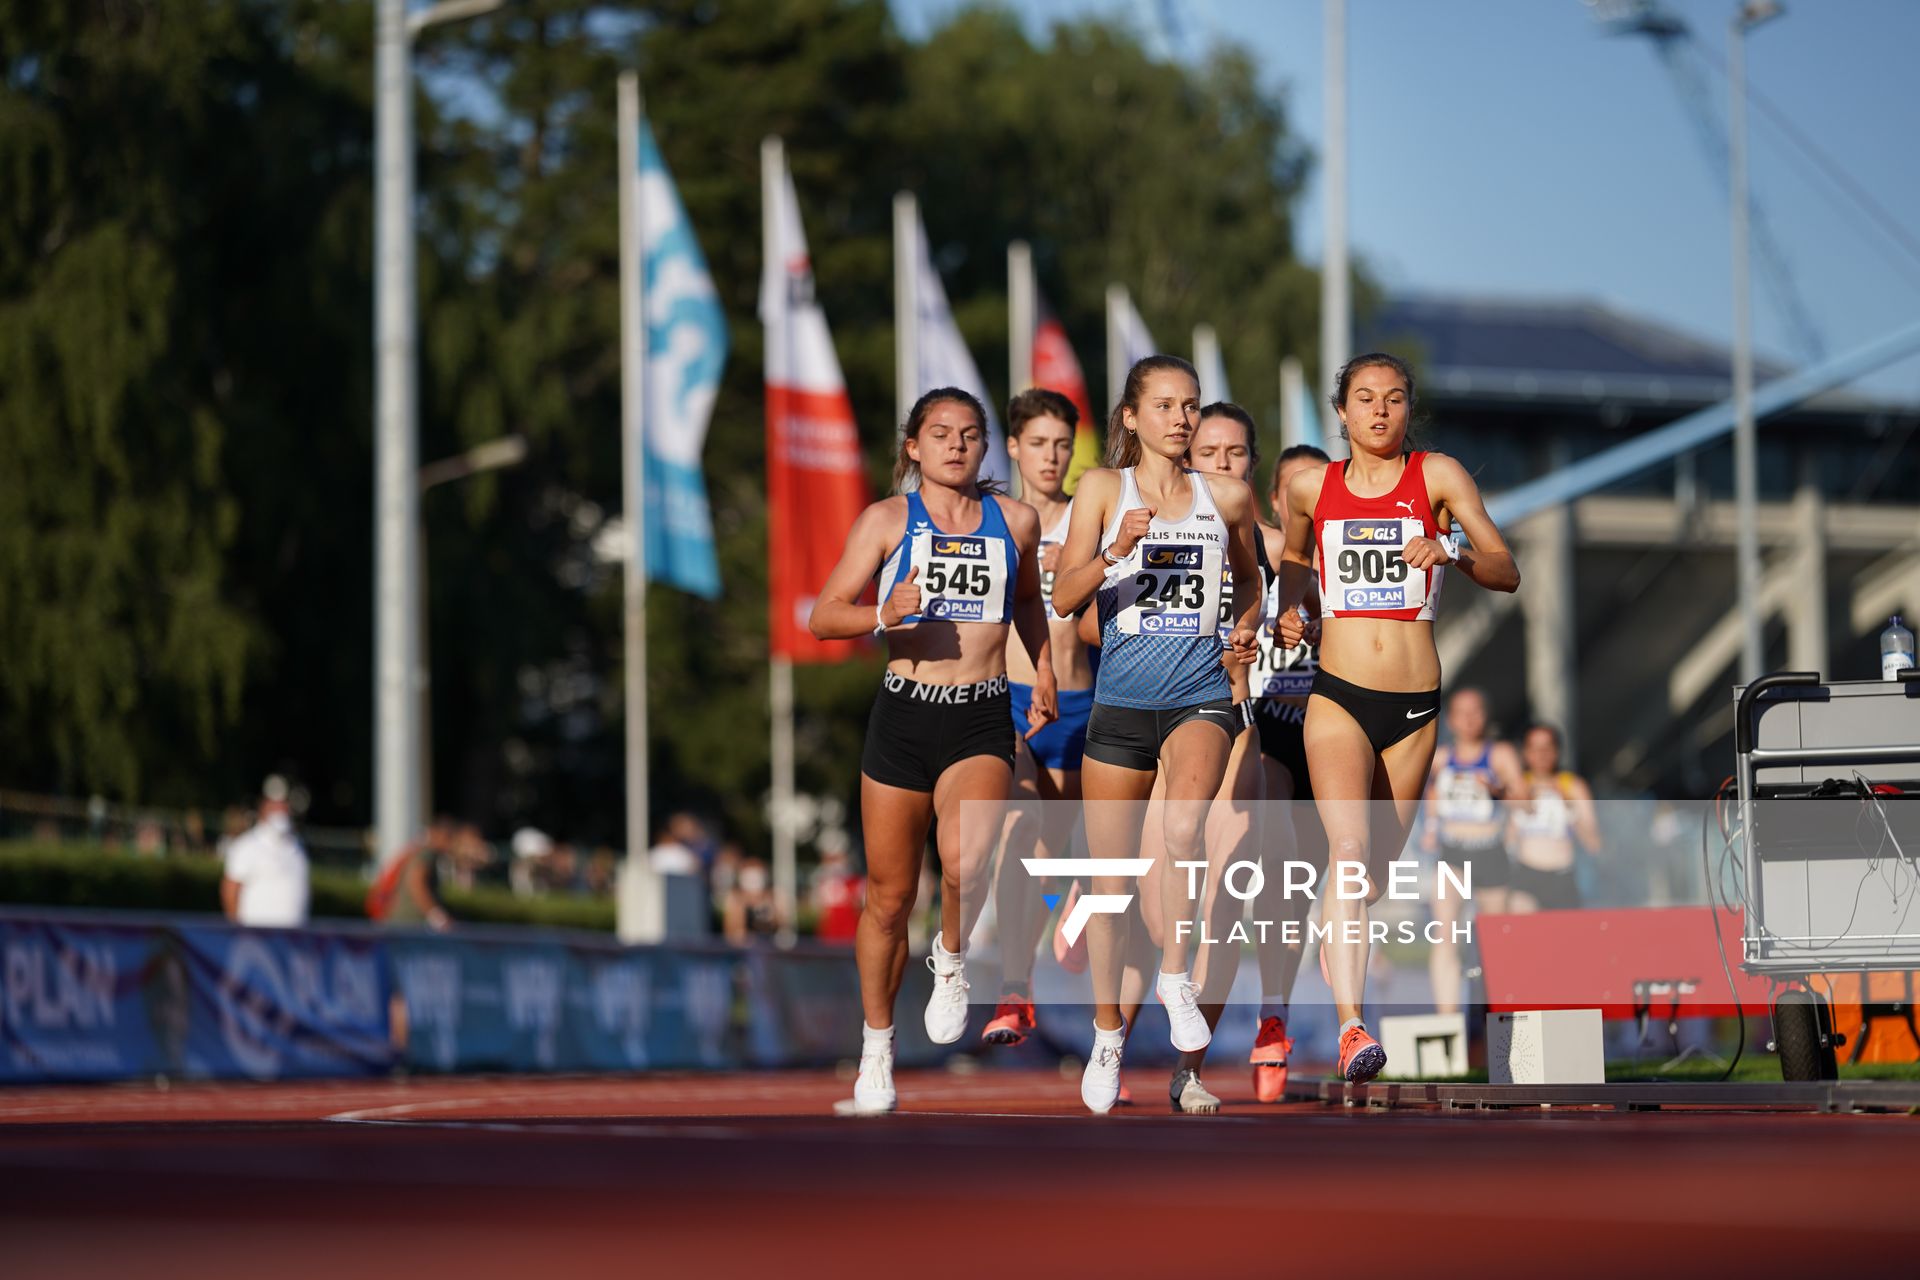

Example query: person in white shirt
[220,775,310,927]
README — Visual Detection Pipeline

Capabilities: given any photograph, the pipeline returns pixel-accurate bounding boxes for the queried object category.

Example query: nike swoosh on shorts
[1406,707,1435,719]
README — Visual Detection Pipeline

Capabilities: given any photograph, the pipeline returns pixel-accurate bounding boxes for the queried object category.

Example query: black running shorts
[1309,669,1441,755]
[861,672,1016,793]
[1082,699,1239,772]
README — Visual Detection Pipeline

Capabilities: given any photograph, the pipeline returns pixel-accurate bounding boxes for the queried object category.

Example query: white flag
[905,206,1007,489]
[1107,284,1159,408]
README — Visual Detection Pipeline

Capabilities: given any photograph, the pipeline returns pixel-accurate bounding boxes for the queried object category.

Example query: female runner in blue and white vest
[1051,356,1265,1114]
[809,388,1057,1116]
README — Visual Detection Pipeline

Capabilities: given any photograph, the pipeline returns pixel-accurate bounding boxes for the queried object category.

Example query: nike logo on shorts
[1406,707,1435,720]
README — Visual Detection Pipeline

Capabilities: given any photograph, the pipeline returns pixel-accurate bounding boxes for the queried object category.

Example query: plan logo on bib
[1141,611,1203,635]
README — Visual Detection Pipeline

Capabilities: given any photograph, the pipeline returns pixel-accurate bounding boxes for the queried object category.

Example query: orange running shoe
[1051,883,1089,973]
[1250,1015,1294,1103]
[1337,1023,1387,1084]
[981,993,1036,1046]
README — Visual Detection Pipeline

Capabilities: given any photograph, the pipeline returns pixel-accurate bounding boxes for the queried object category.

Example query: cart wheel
[1775,990,1832,1082]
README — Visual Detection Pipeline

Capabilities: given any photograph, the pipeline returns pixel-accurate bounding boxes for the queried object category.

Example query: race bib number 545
[911,531,1008,623]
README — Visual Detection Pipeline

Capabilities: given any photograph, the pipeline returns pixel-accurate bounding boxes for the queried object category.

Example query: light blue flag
[636,121,727,598]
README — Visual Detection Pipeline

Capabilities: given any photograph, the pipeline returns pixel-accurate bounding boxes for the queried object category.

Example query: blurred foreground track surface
[2,1069,1917,1278]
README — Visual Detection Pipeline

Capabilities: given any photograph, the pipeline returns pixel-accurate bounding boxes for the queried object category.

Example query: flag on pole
[633,118,727,598]
[902,202,1008,489]
[761,140,870,663]
[1106,284,1158,409]
[1193,322,1230,403]
[1031,294,1100,491]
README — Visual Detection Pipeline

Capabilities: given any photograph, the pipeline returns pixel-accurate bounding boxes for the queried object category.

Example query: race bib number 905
[1117,541,1222,636]
[912,531,1008,623]
[1322,517,1424,614]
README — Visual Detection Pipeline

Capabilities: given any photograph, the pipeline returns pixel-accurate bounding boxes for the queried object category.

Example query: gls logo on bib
[1343,521,1401,544]
[1143,545,1203,568]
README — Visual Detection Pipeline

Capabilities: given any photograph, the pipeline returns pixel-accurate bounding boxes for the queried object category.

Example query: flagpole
[1105,283,1127,412]
[893,192,919,437]
[1193,323,1220,399]
[617,72,650,887]
[1008,241,1034,394]
[1279,355,1305,453]
[1321,0,1352,457]
[763,136,798,944]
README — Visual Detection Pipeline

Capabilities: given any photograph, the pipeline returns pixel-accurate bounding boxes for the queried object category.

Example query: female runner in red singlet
[1273,354,1520,1082]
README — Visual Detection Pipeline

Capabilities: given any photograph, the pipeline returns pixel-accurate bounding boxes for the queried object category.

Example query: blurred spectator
[809,843,864,944]
[510,827,553,898]
[446,823,495,892]
[182,809,207,853]
[1506,723,1601,913]
[370,816,454,931]
[540,841,582,896]
[649,818,702,878]
[214,806,251,861]
[725,858,780,943]
[134,814,167,856]
[709,841,743,927]
[584,846,618,897]
[221,776,309,927]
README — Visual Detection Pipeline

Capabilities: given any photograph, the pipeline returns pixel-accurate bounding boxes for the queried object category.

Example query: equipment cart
[1734,671,1920,1080]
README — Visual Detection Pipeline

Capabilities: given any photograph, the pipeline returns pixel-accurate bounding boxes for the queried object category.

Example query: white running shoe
[834,1042,896,1116]
[923,934,970,1045]
[1169,1068,1220,1114]
[1082,1029,1125,1114]
[1157,970,1211,1053]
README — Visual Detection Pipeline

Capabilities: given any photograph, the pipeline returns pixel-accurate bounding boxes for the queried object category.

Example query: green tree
[0,1,375,805]
[0,0,1342,864]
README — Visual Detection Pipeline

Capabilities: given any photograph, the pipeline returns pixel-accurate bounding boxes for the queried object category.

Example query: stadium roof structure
[1360,294,1906,416]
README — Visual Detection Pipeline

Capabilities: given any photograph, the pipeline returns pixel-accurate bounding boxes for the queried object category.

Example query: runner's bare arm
[1273,467,1324,643]
[1571,777,1603,853]
[809,499,906,639]
[1491,740,1528,802]
[1051,469,1120,616]
[1210,475,1263,664]
[1420,454,1520,592]
[1003,500,1058,735]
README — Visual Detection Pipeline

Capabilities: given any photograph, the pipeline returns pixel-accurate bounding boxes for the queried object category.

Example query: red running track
[2,1068,1917,1278]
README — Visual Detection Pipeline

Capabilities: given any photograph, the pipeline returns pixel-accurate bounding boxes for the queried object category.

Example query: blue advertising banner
[0,910,841,1082]
[0,917,176,1082]
[175,925,391,1080]
[389,936,738,1073]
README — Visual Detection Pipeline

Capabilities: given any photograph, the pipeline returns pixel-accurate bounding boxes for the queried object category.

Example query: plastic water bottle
[1884,615,1916,681]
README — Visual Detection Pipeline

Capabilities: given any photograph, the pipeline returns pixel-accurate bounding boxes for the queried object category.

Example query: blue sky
[894,0,1920,400]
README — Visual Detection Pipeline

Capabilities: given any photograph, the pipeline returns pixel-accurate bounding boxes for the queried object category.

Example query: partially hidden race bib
[1253,622,1316,698]
[1436,771,1495,824]
[1116,539,1223,636]
[911,530,1009,623]
[1321,517,1427,615]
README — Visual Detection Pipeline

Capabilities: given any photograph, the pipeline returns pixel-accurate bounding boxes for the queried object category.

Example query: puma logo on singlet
[1394,499,1416,517]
